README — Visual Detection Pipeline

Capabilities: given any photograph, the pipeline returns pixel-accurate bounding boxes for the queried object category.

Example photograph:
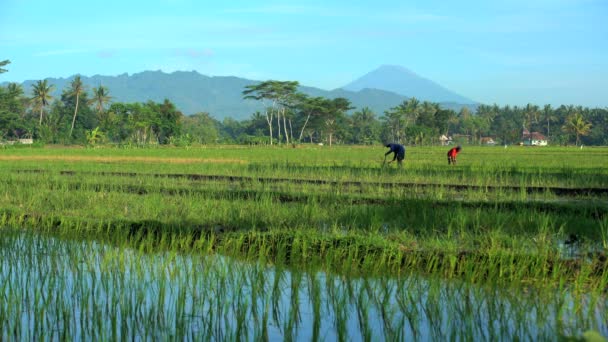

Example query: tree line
[0,61,605,146]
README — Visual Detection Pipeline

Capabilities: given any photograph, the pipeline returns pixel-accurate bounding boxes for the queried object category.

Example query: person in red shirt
[447,146,461,165]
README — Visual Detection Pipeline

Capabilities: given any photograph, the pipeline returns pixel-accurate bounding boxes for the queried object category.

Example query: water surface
[0,232,605,340]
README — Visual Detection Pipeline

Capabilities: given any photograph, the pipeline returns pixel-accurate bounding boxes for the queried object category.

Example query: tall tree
[562,112,592,146]
[182,112,220,144]
[89,85,111,116]
[350,107,379,144]
[541,104,556,138]
[68,76,85,137]
[30,80,54,125]
[155,99,183,144]
[381,99,417,144]
[242,80,299,145]
[404,97,421,125]
[295,95,328,143]
[0,82,28,139]
[523,103,540,130]
[417,101,439,132]
[323,97,352,146]
[435,108,455,137]
[7,83,23,97]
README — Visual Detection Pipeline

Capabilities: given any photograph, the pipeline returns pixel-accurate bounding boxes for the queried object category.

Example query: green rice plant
[600,217,608,250]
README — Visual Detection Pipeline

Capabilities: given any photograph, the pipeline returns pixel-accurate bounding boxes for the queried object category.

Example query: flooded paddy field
[0,146,607,340]
[1,232,606,340]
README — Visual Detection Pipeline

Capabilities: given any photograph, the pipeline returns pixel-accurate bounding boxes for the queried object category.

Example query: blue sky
[1,0,607,107]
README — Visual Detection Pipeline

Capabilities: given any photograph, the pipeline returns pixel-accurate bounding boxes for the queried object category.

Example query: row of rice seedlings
[0,162,605,288]
[4,167,605,222]
[0,171,605,251]
[1,146,606,188]
[0,167,606,230]
[1,230,605,340]
[1,204,605,298]
[0,170,602,201]
[242,160,608,189]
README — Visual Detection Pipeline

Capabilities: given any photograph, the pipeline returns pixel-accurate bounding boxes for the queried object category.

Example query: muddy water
[0,232,606,340]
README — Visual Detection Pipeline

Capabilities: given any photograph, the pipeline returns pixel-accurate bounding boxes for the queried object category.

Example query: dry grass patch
[0,155,246,164]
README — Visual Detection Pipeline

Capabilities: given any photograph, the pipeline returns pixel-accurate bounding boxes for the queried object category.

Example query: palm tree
[89,85,111,113]
[351,107,377,144]
[541,104,556,138]
[68,76,85,137]
[523,103,540,130]
[562,112,592,146]
[89,85,111,126]
[30,80,54,125]
[404,97,421,125]
[0,59,9,74]
[7,83,23,97]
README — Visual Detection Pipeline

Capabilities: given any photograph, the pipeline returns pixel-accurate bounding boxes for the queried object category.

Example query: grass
[0,145,606,339]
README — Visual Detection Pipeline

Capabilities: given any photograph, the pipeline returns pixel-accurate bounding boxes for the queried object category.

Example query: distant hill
[6,69,476,120]
[342,65,476,104]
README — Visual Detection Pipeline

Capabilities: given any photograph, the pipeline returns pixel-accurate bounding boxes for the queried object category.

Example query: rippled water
[0,232,606,340]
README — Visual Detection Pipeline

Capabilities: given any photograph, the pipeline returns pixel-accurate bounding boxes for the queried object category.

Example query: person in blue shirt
[384,143,405,167]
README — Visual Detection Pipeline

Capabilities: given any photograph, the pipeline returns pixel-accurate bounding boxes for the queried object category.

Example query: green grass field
[0,145,607,339]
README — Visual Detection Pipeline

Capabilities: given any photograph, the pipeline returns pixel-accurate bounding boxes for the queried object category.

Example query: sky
[1,0,607,107]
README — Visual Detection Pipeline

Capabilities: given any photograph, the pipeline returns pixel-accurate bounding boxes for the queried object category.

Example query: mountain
[342,65,476,104]
[6,69,476,120]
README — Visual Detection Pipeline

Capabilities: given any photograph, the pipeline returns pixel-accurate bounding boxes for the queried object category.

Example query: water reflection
[0,232,606,340]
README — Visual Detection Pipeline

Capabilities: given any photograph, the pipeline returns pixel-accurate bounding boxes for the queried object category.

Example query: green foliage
[350,107,380,145]
[0,59,9,73]
[168,133,194,147]
[181,112,220,144]
[0,84,29,139]
[1,75,608,146]
[85,126,106,146]
[562,112,592,146]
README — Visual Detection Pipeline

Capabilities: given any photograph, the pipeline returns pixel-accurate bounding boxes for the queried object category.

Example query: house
[480,137,496,145]
[522,130,547,146]
[18,138,34,144]
[2,138,34,145]
[439,134,453,146]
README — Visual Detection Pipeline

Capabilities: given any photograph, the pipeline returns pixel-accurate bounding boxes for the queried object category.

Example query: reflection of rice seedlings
[1,232,607,339]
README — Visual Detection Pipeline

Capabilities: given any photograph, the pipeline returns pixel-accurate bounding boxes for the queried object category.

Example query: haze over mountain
[343,65,475,104]
[8,67,477,120]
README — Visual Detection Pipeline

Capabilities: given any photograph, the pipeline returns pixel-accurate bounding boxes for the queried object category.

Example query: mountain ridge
[4,68,477,120]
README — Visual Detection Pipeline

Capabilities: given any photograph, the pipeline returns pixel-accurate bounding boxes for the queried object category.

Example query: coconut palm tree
[0,59,9,74]
[523,103,540,131]
[68,76,85,137]
[89,85,111,126]
[30,80,54,125]
[404,97,421,125]
[351,107,378,144]
[541,104,557,138]
[89,85,111,113]
[562,112,592,146]
[7,83,23,97]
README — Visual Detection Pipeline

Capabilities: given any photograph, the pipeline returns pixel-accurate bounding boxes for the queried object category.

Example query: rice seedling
[0,145,606,339]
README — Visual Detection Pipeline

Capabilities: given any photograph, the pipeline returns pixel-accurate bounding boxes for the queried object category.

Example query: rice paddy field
[0,145,607,340]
